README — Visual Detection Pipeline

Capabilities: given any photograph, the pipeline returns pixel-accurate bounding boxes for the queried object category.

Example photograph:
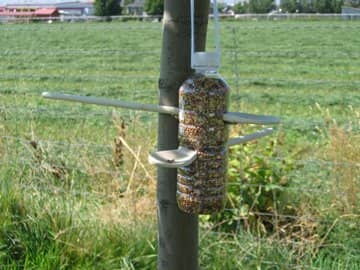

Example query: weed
[112,115,126,168]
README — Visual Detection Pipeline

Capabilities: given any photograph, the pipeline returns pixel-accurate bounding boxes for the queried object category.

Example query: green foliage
[216,3,227,12]
[313,0,344,13]
[280,0,299,12]
[94,0,122,16]
[144,0,164,15]
[281,0,344,12]
[203,135,298,234]
[249,0,275,13]
[233,2,250,14]
[295,0,315,12]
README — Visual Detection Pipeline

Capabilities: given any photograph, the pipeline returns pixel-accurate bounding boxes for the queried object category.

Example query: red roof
[34,8,58,16]
[0,8,59,17]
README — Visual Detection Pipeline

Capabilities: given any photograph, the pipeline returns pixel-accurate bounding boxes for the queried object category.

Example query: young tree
[217,2,227,12]
[95,0,122,16]
[298,0,316,12]
[311,0,343,12]
[233,2,250,13]
[144,0,164,15]
[281,0,298,12]
[249,0,275,13]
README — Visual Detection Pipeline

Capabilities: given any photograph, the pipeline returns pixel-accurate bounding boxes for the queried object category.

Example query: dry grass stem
[117,136,154,182]
[126,146,141,193]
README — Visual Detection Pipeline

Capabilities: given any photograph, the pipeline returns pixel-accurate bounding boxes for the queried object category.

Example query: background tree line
[234,0,345,14]
[95,0,355,17]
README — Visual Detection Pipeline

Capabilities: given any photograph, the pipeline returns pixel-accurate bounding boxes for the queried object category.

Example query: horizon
[0,0,241,7]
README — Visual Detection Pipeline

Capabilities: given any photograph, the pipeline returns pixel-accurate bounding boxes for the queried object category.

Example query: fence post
[157,1,209,269]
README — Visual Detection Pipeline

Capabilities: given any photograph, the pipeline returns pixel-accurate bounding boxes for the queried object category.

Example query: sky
[222,0,242,5]
[214,0,242,5]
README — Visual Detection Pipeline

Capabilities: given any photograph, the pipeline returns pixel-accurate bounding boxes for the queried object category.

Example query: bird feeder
[41,0,280,215]
[149,0,279,214]
[178,0,228,213]
[176,72,230,213]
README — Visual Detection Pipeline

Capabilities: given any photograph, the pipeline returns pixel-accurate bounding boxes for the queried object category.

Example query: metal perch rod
[42,92,178,115]
[227,128,274,147]
[42,92,280,125]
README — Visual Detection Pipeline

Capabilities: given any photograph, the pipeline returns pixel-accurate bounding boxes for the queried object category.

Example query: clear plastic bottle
[177,72,229,214]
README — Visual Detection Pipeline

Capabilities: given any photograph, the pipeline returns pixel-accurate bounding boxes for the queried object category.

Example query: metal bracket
[42,92,280,125]
[190,0,220,73]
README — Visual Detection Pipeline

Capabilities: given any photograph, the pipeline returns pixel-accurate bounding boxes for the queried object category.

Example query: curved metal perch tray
[148,147,197,168]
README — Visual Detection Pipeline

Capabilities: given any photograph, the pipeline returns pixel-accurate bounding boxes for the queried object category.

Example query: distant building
[56,1,94,16]
[0,1,94,18]
[122,0,145,15]
[34,7,59,16]
[342,6,360,14]
[1,3,39,15]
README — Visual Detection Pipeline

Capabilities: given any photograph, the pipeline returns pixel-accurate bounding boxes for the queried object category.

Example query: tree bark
[157,0,210,269]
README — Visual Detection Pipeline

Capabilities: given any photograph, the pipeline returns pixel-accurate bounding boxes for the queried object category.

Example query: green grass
[0,19,360,269]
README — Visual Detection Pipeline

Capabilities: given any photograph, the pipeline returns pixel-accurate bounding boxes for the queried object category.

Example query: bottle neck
[194,69,220,78]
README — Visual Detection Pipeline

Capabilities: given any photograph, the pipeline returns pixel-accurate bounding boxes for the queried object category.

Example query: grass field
[0,19,359,269]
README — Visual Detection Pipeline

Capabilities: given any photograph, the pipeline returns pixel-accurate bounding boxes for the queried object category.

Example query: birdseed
[177,73,230,214]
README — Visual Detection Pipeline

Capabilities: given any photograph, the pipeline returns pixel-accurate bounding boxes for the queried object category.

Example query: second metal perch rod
[42,92,280,126]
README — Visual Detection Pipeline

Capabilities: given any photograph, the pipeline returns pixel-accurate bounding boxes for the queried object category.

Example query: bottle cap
[191,0,220,73]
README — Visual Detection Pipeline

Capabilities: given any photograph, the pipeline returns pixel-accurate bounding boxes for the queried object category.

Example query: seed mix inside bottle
[177,73,230,214]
